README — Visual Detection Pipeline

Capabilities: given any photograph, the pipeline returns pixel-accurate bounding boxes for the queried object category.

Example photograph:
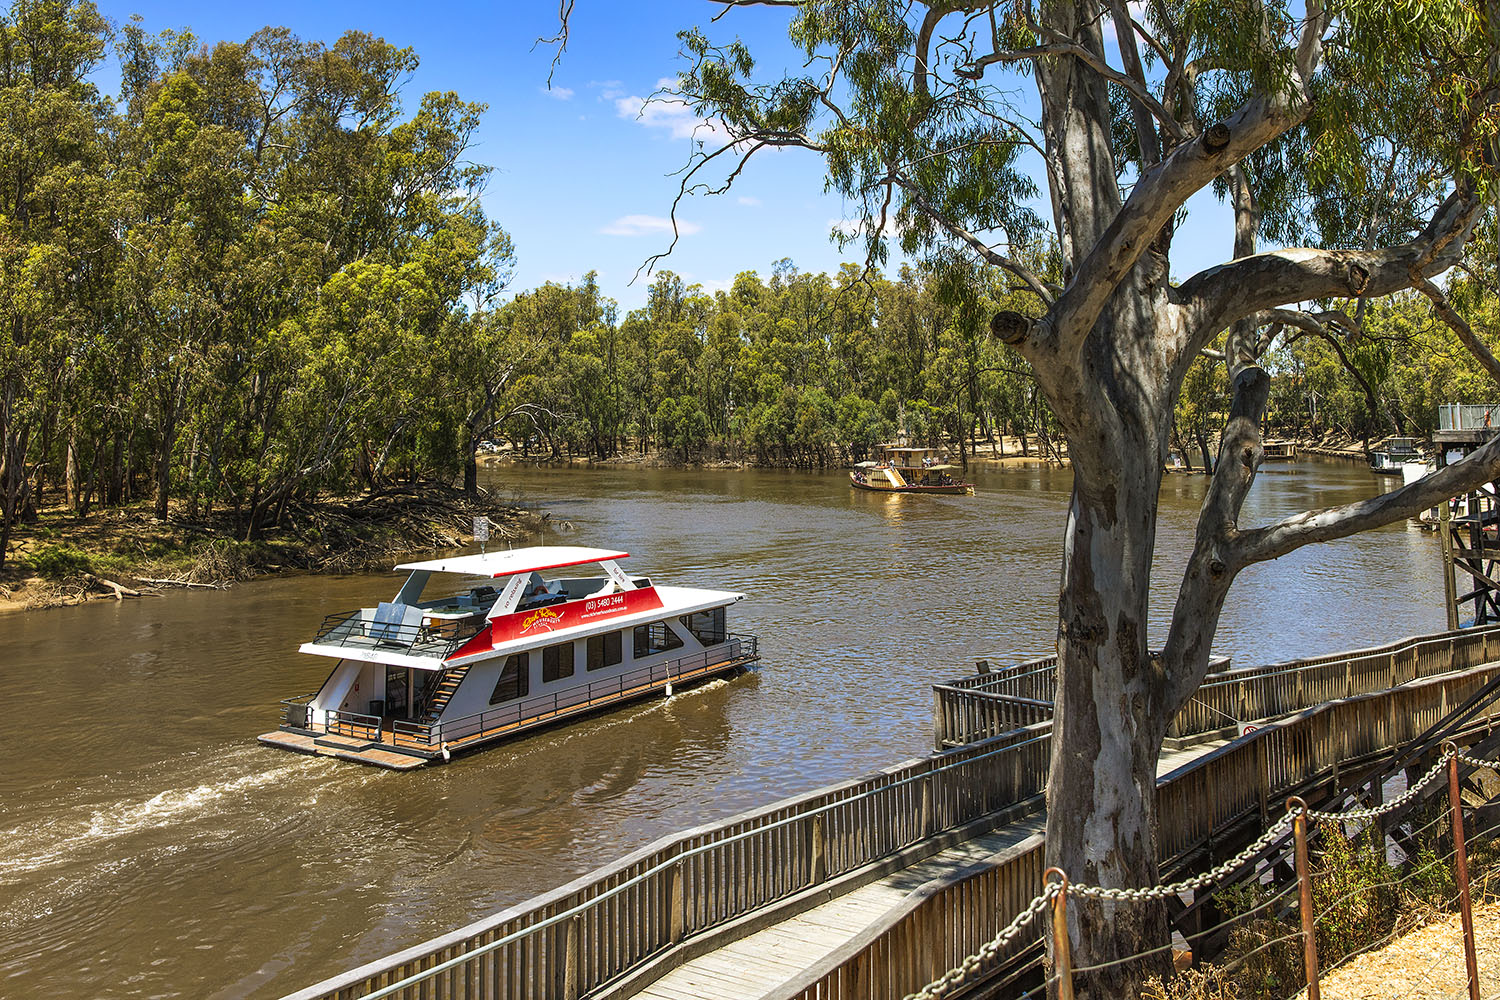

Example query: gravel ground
[1313,901,1500,999]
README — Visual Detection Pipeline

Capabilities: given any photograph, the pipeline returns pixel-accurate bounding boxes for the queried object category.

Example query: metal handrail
[391,634,760,749]
[326,709,381,741]
[309,610,470,659]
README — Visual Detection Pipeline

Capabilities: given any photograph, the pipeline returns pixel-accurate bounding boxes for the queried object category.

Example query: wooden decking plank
[627,818,1051,999]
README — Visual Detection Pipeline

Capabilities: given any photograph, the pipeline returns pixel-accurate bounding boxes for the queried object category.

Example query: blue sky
[104,1,1232,312]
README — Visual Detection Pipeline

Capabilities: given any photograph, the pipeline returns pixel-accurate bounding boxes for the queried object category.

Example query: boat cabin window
[587,631,623,671]
[542,641,575,682]
[633,622,684,658]
[489,653,530,705]
[681,608,726,645]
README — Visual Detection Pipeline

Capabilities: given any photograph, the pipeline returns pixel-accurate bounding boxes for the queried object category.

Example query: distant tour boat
[259,546,758,769]
[850,446,974,495]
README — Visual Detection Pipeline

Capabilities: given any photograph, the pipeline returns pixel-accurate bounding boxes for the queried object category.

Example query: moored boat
[258,546,758,769]
[1370,437,1421,476]
[1262,439,1297,461]
[850,446,974,495]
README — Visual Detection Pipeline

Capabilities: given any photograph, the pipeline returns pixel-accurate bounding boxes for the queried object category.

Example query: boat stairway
[420,664,472,722]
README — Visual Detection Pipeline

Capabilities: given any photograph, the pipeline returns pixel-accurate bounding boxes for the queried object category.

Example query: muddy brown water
[0,459,1447,998]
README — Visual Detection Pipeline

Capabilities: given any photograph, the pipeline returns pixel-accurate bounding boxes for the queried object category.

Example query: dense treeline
[1,2,511,567]
[494,261,1068,469]
[4,2,1499,573]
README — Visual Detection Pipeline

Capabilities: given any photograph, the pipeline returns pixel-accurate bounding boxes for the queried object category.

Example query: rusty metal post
[1045,867,1074,1000]
[1444,743,1481,1000]
[1288,796,1320,1000]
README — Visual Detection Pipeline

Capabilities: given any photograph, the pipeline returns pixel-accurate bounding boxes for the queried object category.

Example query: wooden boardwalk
[630,740,1225,1000]
[633,820,1047,1000]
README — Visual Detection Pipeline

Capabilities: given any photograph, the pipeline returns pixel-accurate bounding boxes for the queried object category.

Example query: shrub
[23,544,93,579]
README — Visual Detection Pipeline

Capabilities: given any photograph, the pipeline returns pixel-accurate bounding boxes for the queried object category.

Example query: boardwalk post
[1288,796,1321,1000]
[1441,499,1460,631]
[669,861,685,943]
[810,815,827,884]
[1255,737,1270,825]
[920,776,933,837]
[1045,868,1074,1000]
[1444,743,1481,1000]
[562,914,581,1000]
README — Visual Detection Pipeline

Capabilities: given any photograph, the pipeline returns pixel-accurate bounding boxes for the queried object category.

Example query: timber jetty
[281,627,1500,1000]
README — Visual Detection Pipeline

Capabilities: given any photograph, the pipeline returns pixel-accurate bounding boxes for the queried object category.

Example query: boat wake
[0,759,310,878]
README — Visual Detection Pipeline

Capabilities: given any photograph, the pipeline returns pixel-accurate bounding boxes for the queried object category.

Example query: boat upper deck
[298,546,745,668]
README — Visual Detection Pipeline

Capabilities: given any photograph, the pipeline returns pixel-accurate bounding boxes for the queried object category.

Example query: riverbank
[0,483,539,612]
[479,434,1070,470]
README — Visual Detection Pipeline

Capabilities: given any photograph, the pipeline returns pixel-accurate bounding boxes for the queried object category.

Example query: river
[0,458,1446,998]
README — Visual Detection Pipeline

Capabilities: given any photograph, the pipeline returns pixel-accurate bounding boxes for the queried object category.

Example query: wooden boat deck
[255,730,428,771]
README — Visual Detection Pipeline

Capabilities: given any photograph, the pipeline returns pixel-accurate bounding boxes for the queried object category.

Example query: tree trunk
[463,432,480,495]
[1045,391,1176,994]
[155,421,175,521]
[65,429,78,512]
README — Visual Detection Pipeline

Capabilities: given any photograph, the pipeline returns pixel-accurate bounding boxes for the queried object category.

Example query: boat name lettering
[520,607,563,633]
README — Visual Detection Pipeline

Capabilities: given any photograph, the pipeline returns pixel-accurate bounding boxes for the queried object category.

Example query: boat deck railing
[279,693,318,730]
[309,610,471,659]
[302,634,760,753]
[391,634,760,750]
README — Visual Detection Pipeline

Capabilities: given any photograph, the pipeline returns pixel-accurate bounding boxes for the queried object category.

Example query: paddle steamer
[259,546,757,769]
[850,445,974,495]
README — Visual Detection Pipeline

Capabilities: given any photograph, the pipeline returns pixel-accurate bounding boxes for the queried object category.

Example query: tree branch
[889,174,1055,306]
[1177,186,1486,354]
[1410,272,1500,387]
[1044,93,1307,358]
[1233,433,1500,567]
[1160,364,1271,711]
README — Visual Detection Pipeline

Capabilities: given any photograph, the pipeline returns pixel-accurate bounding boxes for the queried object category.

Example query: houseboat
[1370,437,1422,476]
[850,446,974,495]
[1262,439,1298,461]
[258,546,758,769]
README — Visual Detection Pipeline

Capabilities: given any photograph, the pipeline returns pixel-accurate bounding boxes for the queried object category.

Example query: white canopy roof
[394,546,630,579]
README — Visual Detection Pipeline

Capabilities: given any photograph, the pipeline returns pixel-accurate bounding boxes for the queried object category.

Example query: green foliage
[23,544,93,579]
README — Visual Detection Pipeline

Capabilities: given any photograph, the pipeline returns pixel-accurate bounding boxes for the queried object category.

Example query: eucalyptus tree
[618,2,1500,993]
[0,0,115,565]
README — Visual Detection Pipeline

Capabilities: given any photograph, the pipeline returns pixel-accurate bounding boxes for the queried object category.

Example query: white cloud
[601,215,702,238]
[541,85,574,101]
[697,277,735,295]
[737,196,761,207]
[616,79,728,145]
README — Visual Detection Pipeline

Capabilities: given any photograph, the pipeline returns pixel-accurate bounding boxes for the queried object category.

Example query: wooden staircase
[421,665,472,721]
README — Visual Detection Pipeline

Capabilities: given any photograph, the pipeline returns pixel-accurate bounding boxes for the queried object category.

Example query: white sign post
[473,516,489,553]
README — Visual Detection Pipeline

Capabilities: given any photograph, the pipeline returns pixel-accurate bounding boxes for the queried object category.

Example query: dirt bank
[0,483,540,613]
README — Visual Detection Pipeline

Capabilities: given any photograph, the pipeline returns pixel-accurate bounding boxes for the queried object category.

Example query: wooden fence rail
[933,626,1500,749]
[283,628,1500,1000]
[776,660,1500,1000]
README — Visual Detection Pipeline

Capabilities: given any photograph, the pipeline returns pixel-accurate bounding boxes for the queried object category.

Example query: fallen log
[83,573,141,600]
[136,577,228,590]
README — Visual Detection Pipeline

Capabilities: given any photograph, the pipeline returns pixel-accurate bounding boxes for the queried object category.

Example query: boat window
[587,631,623,671]
[633,622,684,658]
[488,653,530,705]
[681,608,726,645]
[542,641,575,682]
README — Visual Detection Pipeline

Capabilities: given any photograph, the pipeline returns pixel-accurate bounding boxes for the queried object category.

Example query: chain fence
[904,744,1500,1000]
